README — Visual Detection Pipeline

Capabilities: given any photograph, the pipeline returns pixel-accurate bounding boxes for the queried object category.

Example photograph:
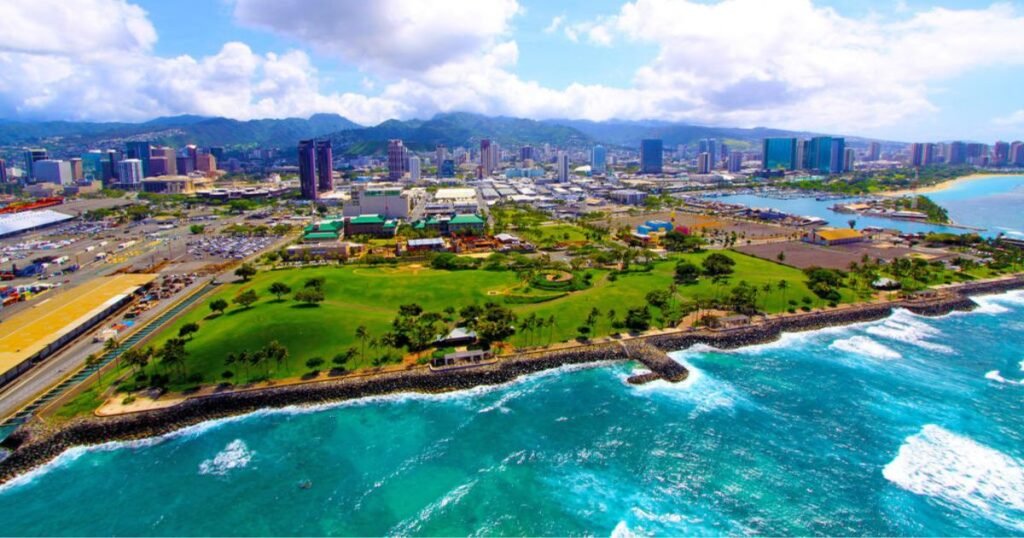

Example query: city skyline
[0,0,1023,142]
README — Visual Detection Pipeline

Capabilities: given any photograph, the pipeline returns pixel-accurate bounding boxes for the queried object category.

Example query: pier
[620,341,689,384]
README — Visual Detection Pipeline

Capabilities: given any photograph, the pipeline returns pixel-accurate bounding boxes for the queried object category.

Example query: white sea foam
[611,520,638,538]
[883,425,1024,531]
[985,370,1022,385]
[628,356,745,417]
[865,311,953,354]
[198,439,252,476]
[829,336,902,360]
[388,480,477,535]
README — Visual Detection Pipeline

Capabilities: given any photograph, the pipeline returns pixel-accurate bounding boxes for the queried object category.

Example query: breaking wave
[198,439,253,476]
[829,336,902,360]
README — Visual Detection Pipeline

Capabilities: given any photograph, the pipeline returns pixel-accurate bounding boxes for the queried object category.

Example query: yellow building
[805,227,865,246]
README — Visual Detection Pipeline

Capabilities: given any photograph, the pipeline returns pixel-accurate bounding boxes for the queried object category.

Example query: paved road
[0,278,209,422]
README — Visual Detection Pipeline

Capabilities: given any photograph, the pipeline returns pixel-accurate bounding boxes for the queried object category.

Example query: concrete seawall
[1,276,1022,484]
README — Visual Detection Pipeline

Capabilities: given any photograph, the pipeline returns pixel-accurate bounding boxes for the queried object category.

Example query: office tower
[69,158,83,181]
[519,145,535,162]
[762,138,797,170]
[435,145,448,168]
[844,148,856,172]
[829,138,846,174]
[698,139,718,164]
[0,159,6,183]
[23,148,47,179]
[117,159,143,187]
[150,147,176,175]
[104,150,120,182]
[82,151,105,181]
[149,157,169,176]
[909,143,924,167]
[126,141,152,177]
[32,160,73,184]
[186,145,198,171]
[195,153,216,173]
[209,147,225,169]
[640,139,663,174]
[727,151,742,173]
[408,155,421,182]
[439,159,456,178]
[696,152,711,174]
[868,142,881,161]
[993,141,1010,166]
[720,142,729,166]
[591,145,607,174]
[176,156,194,175]
[923,143,936,166]
[387,139,407,180]
[676,144,686,161]
[480,139,499,175]
[298,139,318,200]
[315,140,333,191]
[807,137,834,173]
[946,141,966,164]
[1010,141,1024,166]
[796,140,808,170]
[556,152,570,182]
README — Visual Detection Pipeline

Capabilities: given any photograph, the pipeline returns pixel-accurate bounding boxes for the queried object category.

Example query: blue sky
[0,0,1022,142]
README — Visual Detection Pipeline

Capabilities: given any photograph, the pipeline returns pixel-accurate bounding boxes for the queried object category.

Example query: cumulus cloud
[232,0,520,75]
[0,0,156,55]
[994,110,1024,127]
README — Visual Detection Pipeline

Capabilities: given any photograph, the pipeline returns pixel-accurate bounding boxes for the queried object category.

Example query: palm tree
[355,325,369,361]
[761,282,774,310]
[103,336,121,369]
[778,280,789,308]
[85,353,103,384]
[547,315,557,344]
[606,309,617,334]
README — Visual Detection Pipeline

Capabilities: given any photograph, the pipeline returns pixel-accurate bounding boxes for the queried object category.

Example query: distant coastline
[882,172,1024,197]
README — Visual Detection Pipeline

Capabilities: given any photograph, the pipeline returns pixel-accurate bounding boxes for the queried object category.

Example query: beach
[883,172,1024,197]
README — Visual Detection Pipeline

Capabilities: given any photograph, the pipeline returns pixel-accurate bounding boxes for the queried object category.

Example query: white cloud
[544,15,564,34]
[2,0,1024,138]
[994,110,1024,127]
[232,0,520,75]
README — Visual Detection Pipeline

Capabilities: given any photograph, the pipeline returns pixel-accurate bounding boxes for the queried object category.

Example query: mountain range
[0,112,893,156]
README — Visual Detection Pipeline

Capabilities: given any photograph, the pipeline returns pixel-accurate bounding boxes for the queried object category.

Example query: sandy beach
[883,173,1024,197]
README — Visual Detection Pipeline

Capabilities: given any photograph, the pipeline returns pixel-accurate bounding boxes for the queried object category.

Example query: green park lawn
[520,223,590,244]
[141,251,830,384]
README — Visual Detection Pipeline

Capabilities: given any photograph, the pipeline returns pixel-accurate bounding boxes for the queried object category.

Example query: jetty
[620,341,689,384]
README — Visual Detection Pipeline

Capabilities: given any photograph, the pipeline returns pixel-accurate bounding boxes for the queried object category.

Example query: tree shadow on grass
[290,303,322,309]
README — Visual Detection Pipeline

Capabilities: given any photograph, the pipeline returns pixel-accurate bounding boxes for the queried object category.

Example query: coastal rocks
[621,341,689,384]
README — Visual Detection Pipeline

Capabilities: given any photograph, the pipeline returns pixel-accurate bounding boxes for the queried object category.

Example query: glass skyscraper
[591,145,607,174]
[640,139,663,174]
[297,139,317,200]
[762,138,797,170]
[125,141,151,178]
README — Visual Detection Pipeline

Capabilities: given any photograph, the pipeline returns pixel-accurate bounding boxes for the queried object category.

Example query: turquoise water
[711,174,1024,237]
[2,293,1024,535]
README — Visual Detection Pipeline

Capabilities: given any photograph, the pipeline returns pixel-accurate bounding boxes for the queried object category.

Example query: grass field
[127,251,830,387]
[520,223,590,244]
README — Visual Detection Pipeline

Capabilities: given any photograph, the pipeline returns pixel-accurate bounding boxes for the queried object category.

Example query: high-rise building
[151,147,176,176]
[762,138,797,170]
[439,159,456,178]
[591,145,607,174]
[69,158,83,181]
[209,147,225,169]
[993,141,1010,166]
[947,141,967,165]
[33,160,73,184]
[23,148,47,179]
[698,139,718,163]
[176,156,194,175]
[807,137,835,173]
[727,151,742,173]
[923,143,936,166]
[126,141,152,177]
[867,142,881,161]
[82,151,105,181]
[519,145,535,162]
[315,140,333,192]
[186,145,198,171]
[195,153,216,173]
[298,139,318,200]
[387,139,407,181]
[696,152,711,174]
[105,150,120,182]
[479,139,499,175]
[829,138,846,174]
[117,159,143,187]
[640,139,663,174]
[844,148,856,172]
[796,140,808,170]
[149,157,169,177]
[408,155,421,182]
[556,151,570,182]
[435,145,448,168]
[1010,141,1024,166]
[0,159,6,183]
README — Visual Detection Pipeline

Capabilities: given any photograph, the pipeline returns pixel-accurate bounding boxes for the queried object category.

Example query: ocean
[709,174,1024,237]
[1,291,1023,536]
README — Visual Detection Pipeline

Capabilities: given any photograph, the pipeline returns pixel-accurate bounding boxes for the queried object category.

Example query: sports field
[139,252,833,387]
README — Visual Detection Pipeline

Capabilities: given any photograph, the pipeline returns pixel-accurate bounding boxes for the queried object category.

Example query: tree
[178,322,200,340]
[158,338,188,379]
[674,260,700,285]
[304,277,326,290]
[646,289,671,310]
[264,340,289,372]
[606,309,617,333]
[209,298,228,316]
[702,253,735,277]
[777,251,786,263]
[624,306,652,332]
[305,357,325,373]
[333,348,357,369]
[189,224,205,235]
[269,281,292,301]
[234,289,258,309]
[234,263,257,282]
[85,353,103,384]
[469,302,517,345]
[294,288,325,306]
[355,325,369,361]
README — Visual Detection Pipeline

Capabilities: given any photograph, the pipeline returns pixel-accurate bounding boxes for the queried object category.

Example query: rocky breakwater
[621,341,690,385]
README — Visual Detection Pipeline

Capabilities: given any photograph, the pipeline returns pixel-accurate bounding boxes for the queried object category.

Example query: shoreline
[882,172,1024,197]
[1,276,1022,485]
